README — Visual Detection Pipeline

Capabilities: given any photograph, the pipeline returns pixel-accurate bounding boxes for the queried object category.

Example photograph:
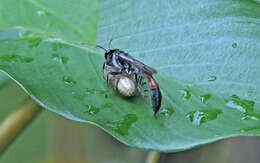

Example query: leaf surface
[0,0,260,151]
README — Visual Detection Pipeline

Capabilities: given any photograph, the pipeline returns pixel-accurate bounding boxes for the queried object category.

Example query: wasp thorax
[117,77,136,97]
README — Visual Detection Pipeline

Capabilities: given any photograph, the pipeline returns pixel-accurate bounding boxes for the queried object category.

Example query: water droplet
[226,101,245,113]
[186,109,222,125]
[36,10,45,16]
[225,95,260,122]
[160,106,175,116]
[232,43,237,48]
[105,114,138,136]
[242,114,260,121]
[85,88,106,94]
[28,34,42,48]
[0,54,34,63]
[180,89,191,100]
[84,105,99,116]
[199,94,211,104]
[225,95,254,113]
[52,42,64,51]
[101,102,113,108]
[51,53,68,64]
[62,76,76,85]
[208,76,217,82]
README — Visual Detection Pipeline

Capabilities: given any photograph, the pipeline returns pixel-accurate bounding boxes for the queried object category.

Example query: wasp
[98,40,162,115]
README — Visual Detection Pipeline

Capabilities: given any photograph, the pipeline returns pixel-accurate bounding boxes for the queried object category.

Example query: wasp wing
[117,51,157,75]
[132,59,157,74]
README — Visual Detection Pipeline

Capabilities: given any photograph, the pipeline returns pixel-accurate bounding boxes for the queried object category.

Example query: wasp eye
[105,53,108,59]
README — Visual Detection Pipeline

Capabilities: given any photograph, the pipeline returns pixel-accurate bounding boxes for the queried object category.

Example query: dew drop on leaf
[36,10,45,16]
[51,53,68,64]
[160,106,175,116]
[180,89,191,100]
[232,42,238,48]
[28,34,43,48]
[84,105,100,116]
[225,95,254,113]
[225,95,260,121]
[52,42,64,51]
[208,76,217,82]
[0,54,34,63]
[62,76,76,85]
[241,114,260,121]
[186,109,222,126]
[199,94,211,104]
[104,114,138,136]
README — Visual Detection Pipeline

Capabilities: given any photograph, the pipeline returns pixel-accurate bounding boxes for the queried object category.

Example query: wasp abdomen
[151,87,162,115]
[146,76,162,115]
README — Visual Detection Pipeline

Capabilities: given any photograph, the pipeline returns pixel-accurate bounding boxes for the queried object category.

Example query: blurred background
[1,75,260,163]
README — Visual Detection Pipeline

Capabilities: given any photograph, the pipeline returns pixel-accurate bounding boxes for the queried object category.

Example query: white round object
[117,77,136,97]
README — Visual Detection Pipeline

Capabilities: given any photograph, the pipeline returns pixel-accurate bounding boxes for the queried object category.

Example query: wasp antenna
[108,39,113,49]
[96,45,108,52]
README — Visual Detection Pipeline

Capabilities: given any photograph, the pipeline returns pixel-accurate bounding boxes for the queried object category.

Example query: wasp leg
[102,63,108,98]
[139,76,148,89]
[134,74,138,83]
[106,71,122,84]
[104,71,123,98]
[137,85,147,97]
[103,63,123,98]
[135,75,148,97]
[103,62,105,69]
[138,76,147,89]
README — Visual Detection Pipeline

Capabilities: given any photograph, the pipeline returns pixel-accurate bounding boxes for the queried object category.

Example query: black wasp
[97,40,162,115]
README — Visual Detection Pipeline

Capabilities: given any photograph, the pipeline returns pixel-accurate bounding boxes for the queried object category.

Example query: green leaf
[0,0,260,152]
[0,0,98,43]
[0,72,11,89]
[1,29,260,152]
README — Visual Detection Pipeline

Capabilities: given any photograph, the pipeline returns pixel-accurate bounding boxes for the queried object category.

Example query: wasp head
[96,45,113,61]
[105,49,117,61]
[104,50,110,59]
